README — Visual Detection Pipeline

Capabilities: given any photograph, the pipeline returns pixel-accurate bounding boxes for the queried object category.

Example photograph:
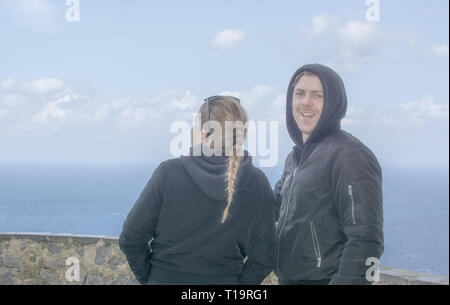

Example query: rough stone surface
[75,247,84,257]
[108,256,124,271]
[86,274,106,285]
[39,269,59,285]
[110,275,139,285]
[44,258,66,269]
[4,256,21,268]
[47,243,60,254]
[95,245,112,265]
[0,233,447,285]
[0,271,14,285]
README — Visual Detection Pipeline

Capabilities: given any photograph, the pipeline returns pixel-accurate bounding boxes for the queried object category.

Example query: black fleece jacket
[274,64,384,285]
[119,149,276,285]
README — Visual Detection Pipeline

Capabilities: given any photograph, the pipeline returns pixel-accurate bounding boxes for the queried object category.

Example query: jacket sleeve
[240,177,277,285]
[329,147,384,285]
[118,162,167,285]
[273,151,295,221]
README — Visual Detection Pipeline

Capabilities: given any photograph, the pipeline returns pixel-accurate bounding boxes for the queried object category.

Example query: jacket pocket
[309,221,322,268]
[348,184,356,225]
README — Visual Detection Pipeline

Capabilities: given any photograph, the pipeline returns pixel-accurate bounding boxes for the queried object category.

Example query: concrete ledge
[0,232,448,285]
[378,266,449,285]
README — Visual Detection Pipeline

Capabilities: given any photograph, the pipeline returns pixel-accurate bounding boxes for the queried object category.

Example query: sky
[0,0,448,169]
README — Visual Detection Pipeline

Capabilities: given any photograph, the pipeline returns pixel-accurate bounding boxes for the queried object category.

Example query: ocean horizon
[0,163,448,276]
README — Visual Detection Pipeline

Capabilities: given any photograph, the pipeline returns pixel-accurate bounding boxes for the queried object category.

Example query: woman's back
[119,96,276,285]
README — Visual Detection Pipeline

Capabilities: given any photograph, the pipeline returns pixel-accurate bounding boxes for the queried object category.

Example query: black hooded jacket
[119,148,276,285]
[274,64,384,285]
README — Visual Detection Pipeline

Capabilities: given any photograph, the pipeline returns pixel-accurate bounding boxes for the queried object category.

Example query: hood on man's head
[286,63,348,148]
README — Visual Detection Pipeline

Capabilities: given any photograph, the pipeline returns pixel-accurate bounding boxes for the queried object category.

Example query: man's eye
[315,94,323,99]
[296,92,304,97]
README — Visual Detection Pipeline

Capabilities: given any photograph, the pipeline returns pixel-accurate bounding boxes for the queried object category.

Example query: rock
[39,270,59,285]
[0,272,14,285]
[75,247,84,257]
[110,275,138,285]
[29,256,36,263]
[48,243,60,254]
[4,256,21,268]
[95,246,112,265]
[108,256,124,270]
[86,274,106,285]
[20,243,28,251]
[44,258,66,269]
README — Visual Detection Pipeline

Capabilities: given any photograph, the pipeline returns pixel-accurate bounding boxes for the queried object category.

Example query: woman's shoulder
[247,166,272,189]
[153,158,183,177]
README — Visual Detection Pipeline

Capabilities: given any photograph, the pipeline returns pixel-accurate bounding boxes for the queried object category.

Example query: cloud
[33,94,73,123]
[1,94,25,108]
[337,20,380,61]
[6,0,59,32]
[301,15,330,37]
[0,108,9,119]
[0,78,16,90]
[300,16,382,70]
[400,96,449,124]
[342,106,364,127]
[163,90,200,113]
[218,85,275,108]
[431,43,449,57]
[212,29,247,49]
[23,78,67,95]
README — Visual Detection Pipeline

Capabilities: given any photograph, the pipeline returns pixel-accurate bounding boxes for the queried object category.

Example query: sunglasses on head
[204,95,240,122]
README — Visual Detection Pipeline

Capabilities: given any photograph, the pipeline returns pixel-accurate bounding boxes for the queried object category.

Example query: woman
[119,96,276,285]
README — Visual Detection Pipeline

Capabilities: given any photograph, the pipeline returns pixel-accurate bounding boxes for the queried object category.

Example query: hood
[180,146,254,202]
[286,63,348,148]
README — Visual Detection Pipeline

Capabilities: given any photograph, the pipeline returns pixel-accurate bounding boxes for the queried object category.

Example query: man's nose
[300,93,313,106]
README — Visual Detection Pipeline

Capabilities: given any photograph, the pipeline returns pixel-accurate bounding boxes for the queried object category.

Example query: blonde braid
[221,153,242,223]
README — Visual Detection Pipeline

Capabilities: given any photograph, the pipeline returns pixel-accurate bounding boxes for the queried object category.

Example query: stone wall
[0,233,447,285]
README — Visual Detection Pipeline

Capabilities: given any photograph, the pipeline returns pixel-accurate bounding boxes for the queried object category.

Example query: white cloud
[400,97,449,124]
[34,94,73,123]
[219,85,275,108]
[1,94,25,108]
[8,0,59,32]
[218,91,241,98]
[0,78,16,90]
[0,108,9,119]
[302,15,330,37]
[300,16,382,70]
[212,29,247,49]
[342,106,364,127]
[431,43,449,57]
[24,78,67,95]
[163,90,200,113]
[337,20,380,60]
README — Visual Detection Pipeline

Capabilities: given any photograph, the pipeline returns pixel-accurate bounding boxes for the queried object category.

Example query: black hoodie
[274,64,384,285]
[119,148,276,285]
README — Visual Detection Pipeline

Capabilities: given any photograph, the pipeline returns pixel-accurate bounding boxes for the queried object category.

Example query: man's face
[292,74,324,142]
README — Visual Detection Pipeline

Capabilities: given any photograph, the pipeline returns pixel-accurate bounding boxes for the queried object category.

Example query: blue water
[0,164,448,276]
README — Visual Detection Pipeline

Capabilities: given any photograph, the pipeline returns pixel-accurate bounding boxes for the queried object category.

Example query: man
[274,64,383,285]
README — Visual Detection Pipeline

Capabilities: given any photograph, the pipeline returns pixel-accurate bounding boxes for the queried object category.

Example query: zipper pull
[348,184,353,196]
[317,258,321,268]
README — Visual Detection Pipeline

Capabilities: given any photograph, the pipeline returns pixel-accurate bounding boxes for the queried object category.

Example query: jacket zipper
[276,166,298,274]
[309,221,322,268]
[348,184,356,225]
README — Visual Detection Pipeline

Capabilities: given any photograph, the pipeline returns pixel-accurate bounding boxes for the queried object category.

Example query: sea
[0,164,448,276]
